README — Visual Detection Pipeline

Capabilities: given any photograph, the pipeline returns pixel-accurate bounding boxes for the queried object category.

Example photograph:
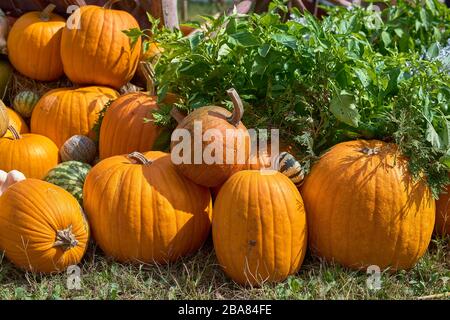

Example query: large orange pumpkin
[99,93,161,159]
[301,140,435,270]
[0,126,59,179]
[31,86,118,148]
[4,107,29,139]
[171,88,251,187]
[435,185,450,235]
[61,3,142,89]
[213,170,307,286]
[7,5,65,81]
[0,179,89,273]
[83,151,212,264]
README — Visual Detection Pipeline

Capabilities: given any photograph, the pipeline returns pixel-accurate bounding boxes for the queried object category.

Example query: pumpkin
[0,170,26,196]
[0,99,8,137]
[213,170,307,286]
[7,5,65,81]
[4,107,29,139]
[301,140,435,271]
[60,135,97,164]
[99,93,161,160]
[0,179,89,273]
[44,161,91,205]
[31,86,119,148]
[0,126,59,179]
[171,88,251,187]
[13,91,40,118]
[0,59,12,100]
[435,185,450,235]
[61,2,142,89]
[83,151,212,264]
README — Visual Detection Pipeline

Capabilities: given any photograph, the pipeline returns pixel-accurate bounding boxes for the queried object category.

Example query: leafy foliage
[130,0,450,196]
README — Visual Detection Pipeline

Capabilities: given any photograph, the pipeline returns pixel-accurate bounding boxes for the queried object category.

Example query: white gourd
[0,170,26,196]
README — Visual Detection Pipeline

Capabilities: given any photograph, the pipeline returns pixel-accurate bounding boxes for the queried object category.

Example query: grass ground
[0,236,448,300]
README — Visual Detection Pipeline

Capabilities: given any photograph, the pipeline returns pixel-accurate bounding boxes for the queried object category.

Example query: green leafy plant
[127,0,450,196]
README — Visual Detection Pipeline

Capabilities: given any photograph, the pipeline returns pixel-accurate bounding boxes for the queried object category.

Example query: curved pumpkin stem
[104,0,122,9]
[226,88,244,126]
[170,108,186,124]
[140,61,156,96]
[54,225,78,251]
[7,125,21,140]
[128,152,152,165]
[40,4,56,21]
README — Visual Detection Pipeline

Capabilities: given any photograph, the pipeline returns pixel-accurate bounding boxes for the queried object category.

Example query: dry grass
[0,236,448,300]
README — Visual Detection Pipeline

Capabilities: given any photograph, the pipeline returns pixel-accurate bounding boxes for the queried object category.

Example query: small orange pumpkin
[7,5,65,81]
[0,126,59,179]
[61,2,142,89]
[31,86,119,148]
[213,170,307,286]
[83,151,212,264]
[301,140,435,270]
[171,88,251,187]
[0,179,89,273]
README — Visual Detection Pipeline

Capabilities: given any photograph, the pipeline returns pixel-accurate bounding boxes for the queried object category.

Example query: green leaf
[354,68,371,88]
[123,28,144,46]
[188,32,203,51]
[218,44,232,58]
[329,92,361,127]
[229,31,260,47]
[426,42,440,59]
[440,152,450,168]
[381,31,391,47]
[270,34,298,50]
[426,123,441,148]
[258,44,271,57]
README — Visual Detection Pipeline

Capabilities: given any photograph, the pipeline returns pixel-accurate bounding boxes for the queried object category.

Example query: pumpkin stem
[40,4,56,21]
[104,0,122,9]
[226,88,244,126]
[360,147,380,156]
[128,152,152,165]
[7,125,21,140]
[170,108,186,124]
[54,225,78,251]
[140,61,156,96]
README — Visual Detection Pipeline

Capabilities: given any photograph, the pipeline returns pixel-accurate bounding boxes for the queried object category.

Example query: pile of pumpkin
[0,2,449,287]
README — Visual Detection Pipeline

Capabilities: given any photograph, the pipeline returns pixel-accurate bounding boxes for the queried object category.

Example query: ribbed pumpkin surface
[61,5,141,89]
[7,10,65,81]
[0,179,89,273]
[301,140,435,270]
[99,93,161,159]
[213,170,307,286]
[83,151,212,264]
[31,86,118,148]
[0,133,59,179]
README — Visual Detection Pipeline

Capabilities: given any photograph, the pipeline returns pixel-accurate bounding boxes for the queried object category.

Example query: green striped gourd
[13,90,40,118]
[44,161,91,205]
[60,135,97,164]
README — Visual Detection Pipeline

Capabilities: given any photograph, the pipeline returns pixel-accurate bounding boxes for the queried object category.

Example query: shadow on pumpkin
[134,154,212,264]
